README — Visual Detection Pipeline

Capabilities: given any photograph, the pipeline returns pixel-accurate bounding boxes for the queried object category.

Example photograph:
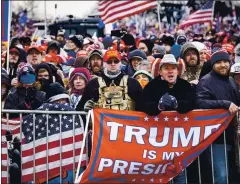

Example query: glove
[25,87,37,104]
[84,99,95,112]
[158,93,178,111]
[158,93,172,110]
[169,95,178,109]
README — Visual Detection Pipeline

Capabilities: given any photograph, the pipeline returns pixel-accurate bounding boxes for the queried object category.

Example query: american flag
[1,117,21,184]
[179,0,215,29]
[2,103,87,183]
[98,0,157,24]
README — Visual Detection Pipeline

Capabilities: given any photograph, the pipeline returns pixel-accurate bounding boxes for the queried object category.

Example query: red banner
[77,109,234,183]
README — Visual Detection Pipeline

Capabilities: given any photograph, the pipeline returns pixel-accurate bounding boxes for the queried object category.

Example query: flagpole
[211,0,216,26]
[6,0,12,73]
[44,0,47,36]
[157,0,162,33]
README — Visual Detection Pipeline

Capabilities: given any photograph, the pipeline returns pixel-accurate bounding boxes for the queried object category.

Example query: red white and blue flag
[98,0,157,24]
[179,0,215,28]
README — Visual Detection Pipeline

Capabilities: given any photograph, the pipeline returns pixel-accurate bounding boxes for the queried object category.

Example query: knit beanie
[152,45,166,56]
[128,49,147,62]
[45,82,70,102]
[132,70,153,81]
[211,50,230,66]
[69,67,91,87]
[17,64,36,84]
[69,35,83,48]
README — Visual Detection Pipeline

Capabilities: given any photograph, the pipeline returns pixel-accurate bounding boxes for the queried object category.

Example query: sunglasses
[106,60,120,64]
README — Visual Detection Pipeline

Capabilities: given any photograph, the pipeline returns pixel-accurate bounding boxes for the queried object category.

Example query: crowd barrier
[1,109,239,184]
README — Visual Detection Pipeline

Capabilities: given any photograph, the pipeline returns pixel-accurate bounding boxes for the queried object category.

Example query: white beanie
[160,54,178,67]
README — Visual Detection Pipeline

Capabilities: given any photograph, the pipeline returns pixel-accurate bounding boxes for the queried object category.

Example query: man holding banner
[196,49,240,183]
[142,54,195,183]
[142,54,196,116]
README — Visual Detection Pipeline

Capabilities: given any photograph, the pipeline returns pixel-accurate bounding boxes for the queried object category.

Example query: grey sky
[12,1,98,20]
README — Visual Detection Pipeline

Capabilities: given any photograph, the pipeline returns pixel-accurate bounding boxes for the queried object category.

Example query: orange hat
[77,50,88,57]
[26,45,43,54]
[222,44,234,54]
[43,54,63,65]
[103,49,121,62]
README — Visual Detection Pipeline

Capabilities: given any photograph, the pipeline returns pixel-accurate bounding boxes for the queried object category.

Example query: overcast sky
[12,1,99,20]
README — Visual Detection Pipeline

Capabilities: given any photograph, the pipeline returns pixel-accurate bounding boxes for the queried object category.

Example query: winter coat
[4,87,46,118]
[142,76,196,116]
[196,70,240,144]
[76,72,143,111]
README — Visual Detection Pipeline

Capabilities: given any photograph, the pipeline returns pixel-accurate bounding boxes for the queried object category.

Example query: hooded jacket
[180,42,202,82]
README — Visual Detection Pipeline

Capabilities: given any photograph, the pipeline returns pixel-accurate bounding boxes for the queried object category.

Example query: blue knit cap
[211,50,230,66]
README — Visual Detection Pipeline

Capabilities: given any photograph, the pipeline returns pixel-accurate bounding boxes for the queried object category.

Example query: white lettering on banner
[149,127,170,147]
[162,152,184,160]
[98,158,113,171]
[97,158,172,175]
[172,127,201,147]
[106,122,221,148]
[124,125,147,144]
[128,162,142,174]
[141,164,155,175]
[107,122,123,141]
[113,160,128,174]
[204,124,221,139]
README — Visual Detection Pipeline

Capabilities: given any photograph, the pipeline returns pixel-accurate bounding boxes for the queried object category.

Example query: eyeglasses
[106,60,120,64]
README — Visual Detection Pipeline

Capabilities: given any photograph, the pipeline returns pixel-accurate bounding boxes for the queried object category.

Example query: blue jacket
[196,71,240,109]
[196,70,240,144]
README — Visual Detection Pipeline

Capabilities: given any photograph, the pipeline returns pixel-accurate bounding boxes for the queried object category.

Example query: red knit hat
[69,67,91,87]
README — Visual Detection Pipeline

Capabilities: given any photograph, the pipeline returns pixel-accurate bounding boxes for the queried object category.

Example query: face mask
[39,78,50,90]
[138,79,149,89]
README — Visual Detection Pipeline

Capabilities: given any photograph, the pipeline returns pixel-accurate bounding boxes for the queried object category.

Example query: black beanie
[69,35,83,48]
[35,63,54,83]
[139,39,154,55]
[211,50,230,66]
[45,82,69,102]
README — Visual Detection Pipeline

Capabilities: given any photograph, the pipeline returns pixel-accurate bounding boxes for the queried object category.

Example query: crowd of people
[1,23,240,183]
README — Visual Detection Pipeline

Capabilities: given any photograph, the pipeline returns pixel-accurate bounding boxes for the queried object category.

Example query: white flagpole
[44,0,47,36]
[157,0,162,33]
[6,0,12,73]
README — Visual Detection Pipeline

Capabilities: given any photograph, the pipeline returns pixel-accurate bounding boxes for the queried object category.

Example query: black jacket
[142,76,196,116]
[76,72,143,111]
[4,87,46,118]
[196,70,240,144]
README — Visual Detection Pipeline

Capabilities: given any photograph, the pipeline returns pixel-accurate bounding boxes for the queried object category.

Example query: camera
[111,29,128,38]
